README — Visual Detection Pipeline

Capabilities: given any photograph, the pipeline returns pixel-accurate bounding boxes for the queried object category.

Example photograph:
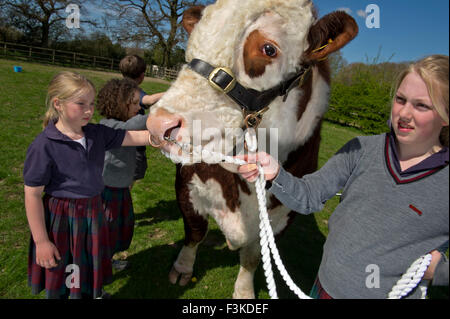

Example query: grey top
[269,134,449,299]
[100,114,148,188]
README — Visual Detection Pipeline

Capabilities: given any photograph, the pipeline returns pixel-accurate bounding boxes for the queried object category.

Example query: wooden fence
[0,41,179,80]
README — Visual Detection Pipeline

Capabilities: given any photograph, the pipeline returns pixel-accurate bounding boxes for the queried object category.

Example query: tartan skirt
[28,194,113,299]
[101,186,135,255]
[309,276,333,299]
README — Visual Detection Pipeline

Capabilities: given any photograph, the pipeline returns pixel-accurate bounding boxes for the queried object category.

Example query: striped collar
[384,133,449,184]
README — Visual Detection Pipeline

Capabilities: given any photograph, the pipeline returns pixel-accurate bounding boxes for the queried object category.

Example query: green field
[0,58,446,299]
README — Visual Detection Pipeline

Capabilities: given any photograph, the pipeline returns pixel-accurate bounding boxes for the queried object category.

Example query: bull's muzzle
[146,108,184,150]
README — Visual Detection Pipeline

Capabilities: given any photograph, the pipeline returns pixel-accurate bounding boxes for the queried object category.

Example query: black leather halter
[187,58,311,115]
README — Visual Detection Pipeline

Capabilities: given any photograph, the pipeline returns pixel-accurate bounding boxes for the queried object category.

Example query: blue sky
[313,0,449,63]
[81,0,449,65]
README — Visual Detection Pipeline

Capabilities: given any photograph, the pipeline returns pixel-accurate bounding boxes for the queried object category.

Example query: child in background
[96,78,149,271]
[119,55,165,184]
[23,72,151,299]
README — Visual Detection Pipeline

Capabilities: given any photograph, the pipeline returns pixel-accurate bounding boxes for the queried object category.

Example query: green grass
[0,58,446,299]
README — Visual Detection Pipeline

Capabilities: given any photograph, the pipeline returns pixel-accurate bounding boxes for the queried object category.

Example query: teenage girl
[238,55,449,298]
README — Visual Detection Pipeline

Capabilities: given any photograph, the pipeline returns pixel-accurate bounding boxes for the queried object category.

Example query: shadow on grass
[135,200,181,226]
[112,211,326,299]
[110,228,238,299]
[254,213,326,299]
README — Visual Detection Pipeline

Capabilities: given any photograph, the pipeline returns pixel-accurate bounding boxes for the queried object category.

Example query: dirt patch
[148,227,167,240]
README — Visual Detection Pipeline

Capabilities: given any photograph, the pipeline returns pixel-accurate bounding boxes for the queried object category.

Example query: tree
[0,4,23,42]
[328,51,348,79]
[103,0,214,67]
[55,32,126,59]
[0,0,95,47]
[144,41,185,67]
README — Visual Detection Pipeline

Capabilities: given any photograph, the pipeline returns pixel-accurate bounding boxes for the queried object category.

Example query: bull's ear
[305,11,358,61]
[182,5,205,35]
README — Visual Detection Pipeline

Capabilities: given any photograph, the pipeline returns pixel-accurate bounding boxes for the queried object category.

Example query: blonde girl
[24,72,151,299]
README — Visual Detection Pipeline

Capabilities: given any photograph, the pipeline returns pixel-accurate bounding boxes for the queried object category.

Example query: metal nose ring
[148,133,163,148]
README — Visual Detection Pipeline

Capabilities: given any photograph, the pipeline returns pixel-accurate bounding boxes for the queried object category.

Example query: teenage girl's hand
[36,240,61,269]
[236,152,280,183]
[423,250,442,280]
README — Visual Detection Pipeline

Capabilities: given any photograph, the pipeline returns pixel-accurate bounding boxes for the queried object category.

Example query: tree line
[0,0,409,133]
[0,0,213,67]
[326,52,410,134]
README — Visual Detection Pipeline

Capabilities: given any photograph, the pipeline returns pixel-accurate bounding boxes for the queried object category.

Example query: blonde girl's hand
[236,152,280,183]
[35,240,61,269]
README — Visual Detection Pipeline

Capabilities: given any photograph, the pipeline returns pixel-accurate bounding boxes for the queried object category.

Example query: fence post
[52,50,55,64]
[111,58,114,70]
[3,42,6,56]
[73,52,76,65]
[29,47,32,58]
[93,56,96,68]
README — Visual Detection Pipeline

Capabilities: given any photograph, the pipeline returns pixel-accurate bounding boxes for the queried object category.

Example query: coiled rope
[160,133,431,299]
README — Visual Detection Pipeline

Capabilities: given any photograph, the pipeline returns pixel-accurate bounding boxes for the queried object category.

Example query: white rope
[387,254,432,299]
[254,164,312,299]
[162,136,431,299]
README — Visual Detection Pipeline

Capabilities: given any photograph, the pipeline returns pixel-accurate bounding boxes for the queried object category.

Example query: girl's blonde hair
[43,72,96,127]
[392,54,449,147]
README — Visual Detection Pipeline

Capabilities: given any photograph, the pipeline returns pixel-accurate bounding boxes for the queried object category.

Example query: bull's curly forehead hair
[96,78,139,122]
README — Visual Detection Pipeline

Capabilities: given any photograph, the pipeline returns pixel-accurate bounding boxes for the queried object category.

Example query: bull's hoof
[168,266,179,284]
[169,266,193,286]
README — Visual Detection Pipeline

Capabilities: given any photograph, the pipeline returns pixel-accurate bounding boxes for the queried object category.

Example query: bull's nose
[146,108,184,147]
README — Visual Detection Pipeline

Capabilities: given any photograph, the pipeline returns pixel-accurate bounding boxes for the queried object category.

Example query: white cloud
[357,9,367,18]
[337,7,352,15]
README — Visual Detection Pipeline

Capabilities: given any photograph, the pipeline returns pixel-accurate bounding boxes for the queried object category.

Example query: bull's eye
[262,43,277,57]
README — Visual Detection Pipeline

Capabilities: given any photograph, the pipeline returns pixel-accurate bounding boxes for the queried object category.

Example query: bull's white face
[147,0,316,163]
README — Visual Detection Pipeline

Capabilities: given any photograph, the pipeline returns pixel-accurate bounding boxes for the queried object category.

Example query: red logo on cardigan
[409,204,423,216]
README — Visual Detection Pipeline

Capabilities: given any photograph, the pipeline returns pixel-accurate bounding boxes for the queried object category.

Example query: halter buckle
[244,106,270,129]
[208,67,236,94]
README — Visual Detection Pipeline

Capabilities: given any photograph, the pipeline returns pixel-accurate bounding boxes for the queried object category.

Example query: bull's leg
[169,245,198,286]
[170,165,209,286]
[169,213,209,286]
[233,240,261,299]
